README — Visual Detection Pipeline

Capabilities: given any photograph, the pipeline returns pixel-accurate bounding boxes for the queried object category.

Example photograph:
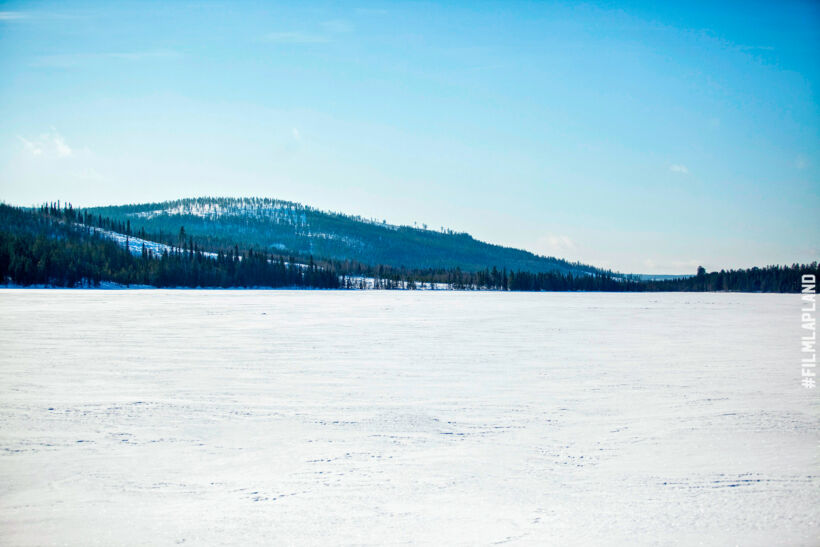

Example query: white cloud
[52,132,72,157]
[0,11,26,20]
[669,164,689,174]
[536,234,576,256]
[17,136,43,156]
[292,128,302,141]
[795,155,808,169]
[260,31,329,44]
[17,129,73,159]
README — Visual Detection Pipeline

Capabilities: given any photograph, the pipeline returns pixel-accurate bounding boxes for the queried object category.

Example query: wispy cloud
[292,128,302,141]
[260,31,329,44]
[106,50,182,61]
[795,155,808,169]
[536,234,576,257]
[669,164,689,174]
[321,19,353,33]
[259,21,352,45]
[355,8,388,15]
[32,49,182,68]
[74,167,105,181]
[0,10,88,20]
[736,44,775,52]
[18,129,73,158]
[53,132,72,157]
[18,136,43,156]
[0,11,26,20]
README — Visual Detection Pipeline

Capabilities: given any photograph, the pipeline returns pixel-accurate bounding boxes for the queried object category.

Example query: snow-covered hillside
[88,224,452,289]
[88,226,218,259]
[132,197,310,227]
[86,197,609,276]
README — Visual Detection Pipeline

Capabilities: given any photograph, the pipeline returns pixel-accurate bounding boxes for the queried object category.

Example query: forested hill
[85,197,605,276]
[1,203,816,291]
[0,204,339,289]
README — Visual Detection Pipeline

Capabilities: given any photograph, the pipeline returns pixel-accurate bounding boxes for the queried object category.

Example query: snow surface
[0,291,817,546]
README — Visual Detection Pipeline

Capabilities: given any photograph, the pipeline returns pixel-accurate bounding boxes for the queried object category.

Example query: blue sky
[0,1,817,274]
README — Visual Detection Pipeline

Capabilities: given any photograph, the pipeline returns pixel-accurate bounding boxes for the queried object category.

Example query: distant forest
[0,203,816,292]
[0,204,339,289]
[85,197,606,276]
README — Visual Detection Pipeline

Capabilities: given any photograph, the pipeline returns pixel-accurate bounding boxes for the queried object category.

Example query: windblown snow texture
[0,291,817,545]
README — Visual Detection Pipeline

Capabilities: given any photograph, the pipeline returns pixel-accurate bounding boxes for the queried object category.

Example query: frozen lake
[0,290,817,545]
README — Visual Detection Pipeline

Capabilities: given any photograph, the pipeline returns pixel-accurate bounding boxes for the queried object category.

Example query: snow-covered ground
[0,291,816,545]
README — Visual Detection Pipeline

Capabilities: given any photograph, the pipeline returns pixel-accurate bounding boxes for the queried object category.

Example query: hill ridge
[85,196,606,276]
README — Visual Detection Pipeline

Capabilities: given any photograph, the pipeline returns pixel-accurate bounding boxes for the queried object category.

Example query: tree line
[0,204,338,288]
[1,203,816,292]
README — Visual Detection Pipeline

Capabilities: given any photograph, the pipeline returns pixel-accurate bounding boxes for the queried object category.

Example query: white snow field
[0,290,817,546]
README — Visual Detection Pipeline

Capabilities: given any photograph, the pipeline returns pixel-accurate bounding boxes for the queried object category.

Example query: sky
[0,1,818,274]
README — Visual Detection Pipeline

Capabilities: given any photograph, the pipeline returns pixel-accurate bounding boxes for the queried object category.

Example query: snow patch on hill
[130,198,309,227]
[87,226,218,259]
